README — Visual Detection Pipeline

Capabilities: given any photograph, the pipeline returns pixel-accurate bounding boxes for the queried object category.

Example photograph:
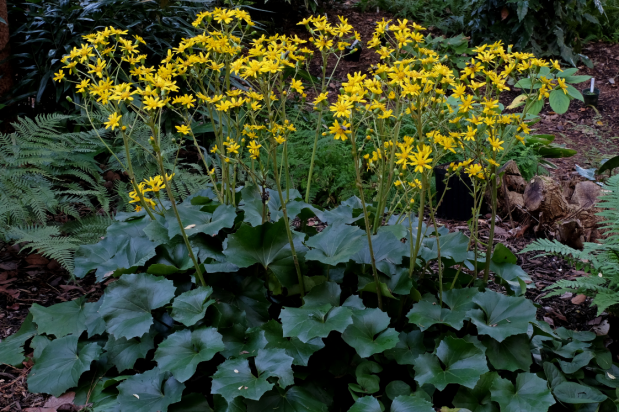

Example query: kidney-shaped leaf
[482,334,532,372]
[453,371,500,412]
[105,330,156,373]
[348,396,382,412]
[170,286,214,327]
[342,308,399,358]
[391,395,435,412]
[384,330,425,365]
[100,273,176,339]
[117,367,185,412]
[280,304,353,343]
[262,320,325,366]
[167,203,236,239]
[413,336,489,391]
[490,373,555,412]
[468,291,536,342]
[553,382,607,404]
[305,224,366,266]
[0,313,37,367]
[407,288,477,331]
[27,335,102,397]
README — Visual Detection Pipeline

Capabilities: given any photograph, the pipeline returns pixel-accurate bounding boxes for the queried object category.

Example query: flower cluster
[128,174,173,212]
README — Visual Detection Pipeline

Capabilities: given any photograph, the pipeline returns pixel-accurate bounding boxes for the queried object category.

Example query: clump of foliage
[522,174,619,315]
[0,10,615,412]
[6,0,213,109]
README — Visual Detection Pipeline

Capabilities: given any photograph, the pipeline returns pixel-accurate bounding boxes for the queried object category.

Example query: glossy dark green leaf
[314,204,363,226]
[303,281,341,308]
[220,324,267,359]
[413,336,489,391]
[223,219,307,288]
[170,286,214,327]
[281,304,353,343]
[84,300,106,338]
[167,203,236,239]
[30,296,89,338]
[305,224,366,266]
[0,313,37,367]
[542,362,567,389]
[553,382,607,404]
[407,288,477,331]
[352,231,408,265]
[27,335,102,396]
[482,334,532,372]
[147,237,196,274]
[240,184,268,227]
[117,368,185,412]
[348,396,382,412]
[99,273,176,339]
[255,348,294,389]
[246,386,329,412]
[342,308,399,358]
[421,232,469,263]
[210,275,271,328]
[385,381,412,400]
[490,373,555,412]
[169,393,213,412]
[391,395,435,412]
[453,371,500,412]
[154,327,225,382]
[384,330,425,365]
[558,351,594,374]
[468,291,536,342]
[104,329,156,372]
[262,320,325,366]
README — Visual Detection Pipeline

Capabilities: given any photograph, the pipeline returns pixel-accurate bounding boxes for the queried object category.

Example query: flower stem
[482,165,498,284]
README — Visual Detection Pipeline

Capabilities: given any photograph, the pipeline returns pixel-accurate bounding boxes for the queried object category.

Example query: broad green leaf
[154,327,225,382]
[106,215,151,238]
[421,232,469,263]
[490,373,555,412]
[352,231,408,265]
[99,273,176,339]
[31,335,51,361]
[342,308,399,358]
[84,300,106,338]
[596,365,619,388]
[391,395,435,412]
[562,75,591,84]
[527,99,543,115]
[303,281,341,308]
[104,330,156,372]
[553,382,607,404]
[74,235,157,281]
[0,313,37,367]
[542,362,567,389]
[385,381,412,400]
[406,288,477,331]
[558,351,594,374]
[170,286,214,327]
[354,361,382,394]
[348,396,382,412]
[211,349,293,402]
[412,336,489,391]
[223,219,307,288]
[213,395,246,412]
[453,371,500,412]
[384,330,425,365]
[147,237,196,274]
[281,304,353,343]
[144,215,170,244]
[167,203,236,239]
[565,84,583,101]
[220,324,267,359]
[314,204,363,226]
[27,335,102,396]
[305,224,366,266]
[482,334,532,372]
[210,274,271,327]
[551,340,591,358]
[31,296,89,338]
[117,368,185,412]
[246,386,329,412]
[556,68,579,77]
[262,320,325,366]
[169,393,213,412]
[240,184,268,227]
[555,328,595,342]
[359,280,397,299]
[467,291,536,342]
[549,89,570,114]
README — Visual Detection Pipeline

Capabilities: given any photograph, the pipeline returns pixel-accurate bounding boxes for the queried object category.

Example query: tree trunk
[0,0,13,99]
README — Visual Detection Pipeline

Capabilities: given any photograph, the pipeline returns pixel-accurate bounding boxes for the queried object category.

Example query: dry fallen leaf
[570,294,587,305]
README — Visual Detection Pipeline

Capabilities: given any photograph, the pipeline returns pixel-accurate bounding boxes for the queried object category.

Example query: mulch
[1,4,618,410]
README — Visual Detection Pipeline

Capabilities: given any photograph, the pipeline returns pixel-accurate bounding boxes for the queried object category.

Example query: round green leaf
[99,273,177,339]
[30,296,99,338]
[262,320,325,366]
[553,382,607,404]
[280,304,353,343]
[481,334,532,372]
[412,336,489,391]
[453,371,500,412]
[305,224,366,266]
[342,308,399,358]
[385,381,412,400]
[348,396,382,412]
[467,291,536,342]
[384,330,425,365]
[27,335,102,396]
[166,203,236,239]
[0,313,37,367]
[549,89,570,114]
[490,373,555,412]
[170,286,214,327]
[352,231,408,265]
[407,288,477,331]
[105,329,156,372]
[154,327,225,382]
[391,395,435,412]
[117,368,185,412]
[246,386,329,412]
[220,324,267,359]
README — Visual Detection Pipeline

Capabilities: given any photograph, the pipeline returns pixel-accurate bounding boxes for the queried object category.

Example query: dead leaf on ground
[24,392,76,412]
[0,262,18,270]
[25,254,49,266]
[543,316,555,327]
[593,319,610,336]
[571,294,587,304]
[501,6,509,20]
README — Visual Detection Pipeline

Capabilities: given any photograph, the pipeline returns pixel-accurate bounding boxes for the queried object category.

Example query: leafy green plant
[522,174,619,315]
[6,0,212,108]
[0,189,615,411]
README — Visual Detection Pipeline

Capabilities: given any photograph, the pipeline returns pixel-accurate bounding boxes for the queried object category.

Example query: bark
[0,0,12,99]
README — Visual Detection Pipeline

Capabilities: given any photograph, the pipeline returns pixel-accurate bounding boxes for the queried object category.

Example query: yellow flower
[175,124,191,135]
[486,158,500,167]
[53,70,65,82]
[329,120,351,141]
[411,145,433,173]
[144,176,165,192]
[76,79,90,93]
[143,96,166,111]
[557,78,568,95]
[330,98,353,118]
[274,135,286,145]
[104,112,122,130]
[465,163,485,179]
[551,60,563,72]
[487,136,504,152]
[378,110,394,119]
[227,142,241,155]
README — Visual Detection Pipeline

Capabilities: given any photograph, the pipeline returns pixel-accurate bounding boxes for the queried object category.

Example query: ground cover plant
[0,9,616,412]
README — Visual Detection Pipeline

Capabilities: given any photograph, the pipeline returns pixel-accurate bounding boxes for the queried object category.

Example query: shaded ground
[0,4,618,411]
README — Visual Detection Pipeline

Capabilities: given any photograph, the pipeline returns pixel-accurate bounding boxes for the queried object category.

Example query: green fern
[521,174,619,315]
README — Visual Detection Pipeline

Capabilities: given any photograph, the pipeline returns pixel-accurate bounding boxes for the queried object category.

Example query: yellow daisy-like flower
[104,112,122,130]
[314,92,328,106]
[487,136,504,152]
[411,145,433,173]
[144,176,165,192]
[329,120,351,141]
[175,124,191,135]
[53,70,65,82]
[330,98,353,118]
